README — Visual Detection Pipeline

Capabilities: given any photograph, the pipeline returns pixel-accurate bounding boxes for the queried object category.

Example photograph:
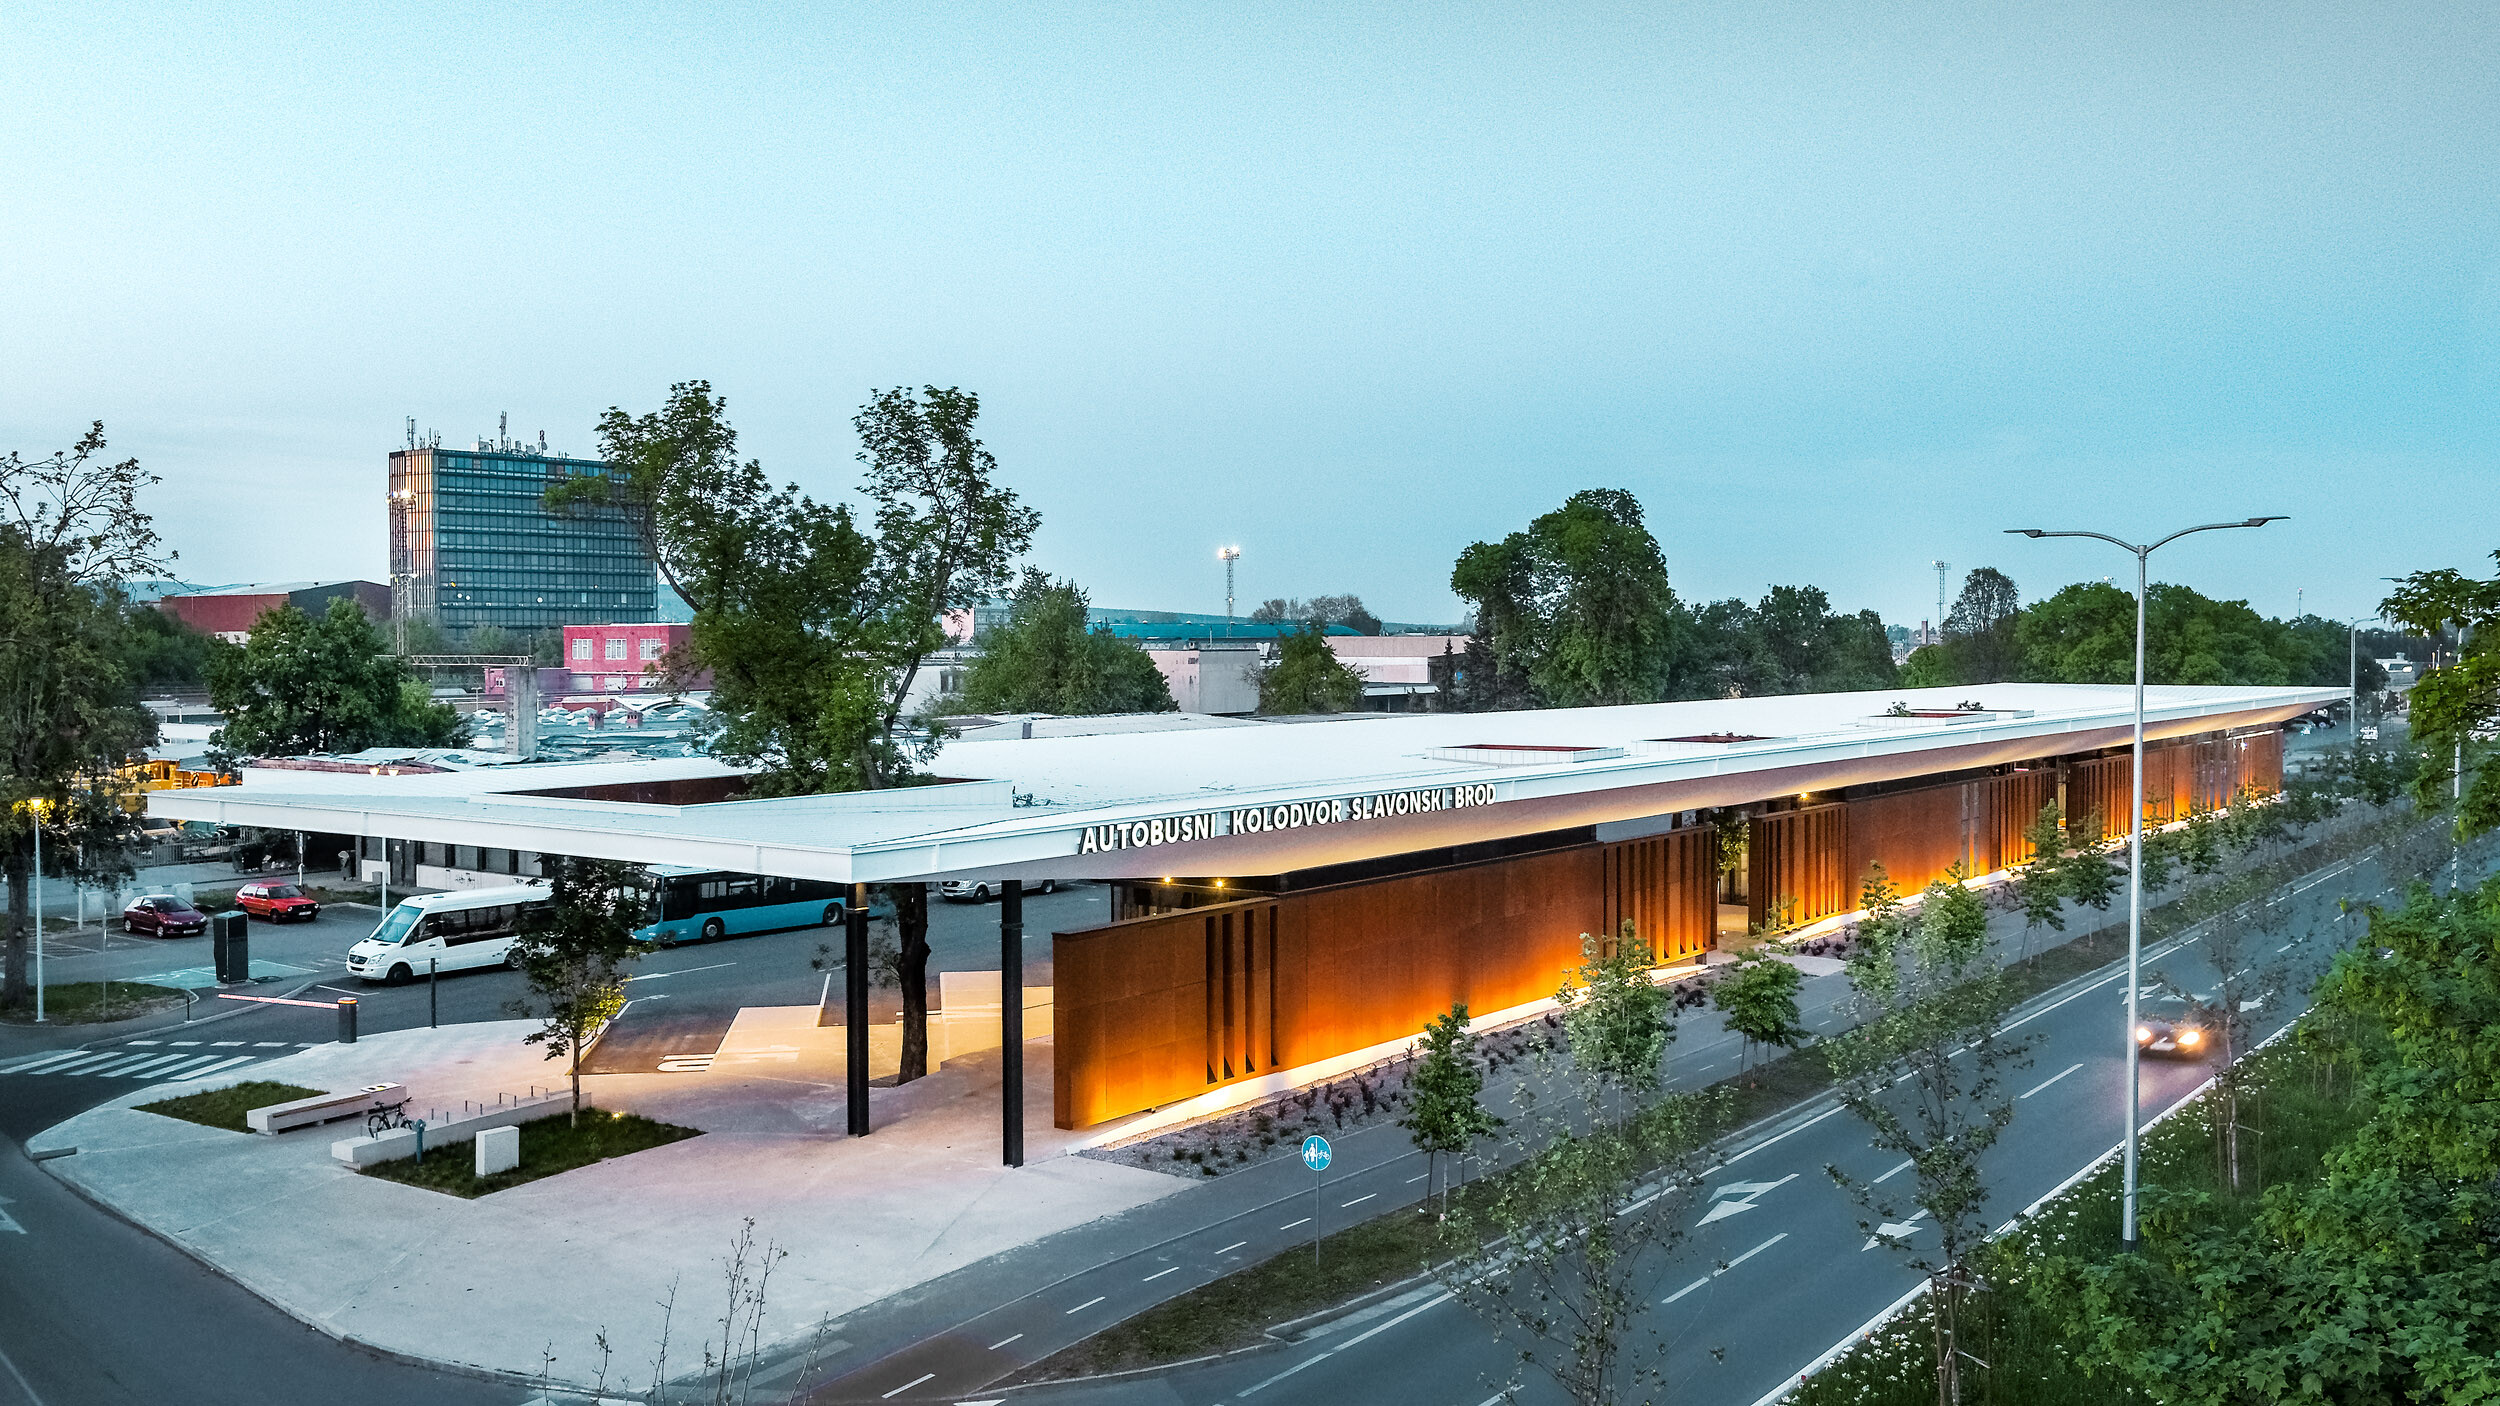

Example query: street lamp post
[2007,515,2284,1252]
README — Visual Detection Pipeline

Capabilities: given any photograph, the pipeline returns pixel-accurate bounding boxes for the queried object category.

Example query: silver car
[938,878,1059,903]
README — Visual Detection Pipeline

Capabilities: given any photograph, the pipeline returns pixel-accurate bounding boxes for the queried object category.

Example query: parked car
[938,878,1059,903]
[2133,996,2214,1060]
[234,881,320,923]
[122,894,208,938]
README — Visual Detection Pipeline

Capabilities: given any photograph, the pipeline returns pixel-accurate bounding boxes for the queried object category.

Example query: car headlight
[2135,1025,2153,1041]
[2178,1029,2202,1046]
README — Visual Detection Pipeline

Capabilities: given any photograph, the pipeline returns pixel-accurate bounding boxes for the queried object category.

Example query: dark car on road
[2134,995,2215,1059]
[233,882,320,922]
[122,894,208,938]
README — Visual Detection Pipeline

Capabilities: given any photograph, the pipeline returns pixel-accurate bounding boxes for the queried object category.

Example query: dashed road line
[1278,1218,1310,1231]
[1721,1232,1788,1272]
[1239,1351,1328,1397]
[987,1333,1023,1351]
[878,1372,933,1399]
[1063,1296,1104,1315]
[2021,1062,2086,1099]
[1341,1193,1376,1208]
[1872,1158,1913,1184]
[1662,1275,1710,1304]
[1216,1240,1248,1254]
[1143,1266,1180,1281]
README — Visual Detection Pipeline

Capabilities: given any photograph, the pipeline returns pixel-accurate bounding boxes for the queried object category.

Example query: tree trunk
[570,1036,583,1125]
[1,842,27,1009]
[895,883,931,1082]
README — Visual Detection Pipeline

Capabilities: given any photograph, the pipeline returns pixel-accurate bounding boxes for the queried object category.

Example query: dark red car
[234,882,319,922]
[122,894,208,938]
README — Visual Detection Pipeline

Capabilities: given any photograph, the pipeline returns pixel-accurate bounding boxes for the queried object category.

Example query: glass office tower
[387,443,655,632]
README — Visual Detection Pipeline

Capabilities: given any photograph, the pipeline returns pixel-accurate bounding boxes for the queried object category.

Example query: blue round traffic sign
[1301,1134,1333,1171]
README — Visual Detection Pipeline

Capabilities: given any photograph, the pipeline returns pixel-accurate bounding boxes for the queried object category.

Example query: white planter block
[475,1124,521,1176]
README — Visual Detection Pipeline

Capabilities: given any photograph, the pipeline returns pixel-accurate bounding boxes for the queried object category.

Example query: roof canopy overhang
[145,684,2339,885]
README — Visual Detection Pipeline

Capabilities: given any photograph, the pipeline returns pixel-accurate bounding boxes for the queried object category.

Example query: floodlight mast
[2004,515,2284,1254]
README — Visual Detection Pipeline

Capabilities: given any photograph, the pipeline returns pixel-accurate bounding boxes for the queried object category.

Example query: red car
[122,894,208,937]
[234,882,320,922]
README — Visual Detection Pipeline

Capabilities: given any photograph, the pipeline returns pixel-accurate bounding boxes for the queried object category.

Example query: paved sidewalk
[31,1020,1181,1389]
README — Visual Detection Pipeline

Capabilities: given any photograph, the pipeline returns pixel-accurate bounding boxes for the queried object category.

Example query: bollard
[336,996,358,1044]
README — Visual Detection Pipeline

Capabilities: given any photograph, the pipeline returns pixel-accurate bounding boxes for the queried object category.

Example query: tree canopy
[205,597,468,761]
[1258,625,1365,714]
[1452,488,1681,707]
[955,570,1175,715]
[2016,580,2393,690]
[2381,549,2498,835]
[1250,594,1382,634]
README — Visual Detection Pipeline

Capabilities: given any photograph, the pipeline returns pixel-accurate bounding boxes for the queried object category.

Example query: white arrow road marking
[0,1193,23,1235]
[1698,1173,1797,1225]
[1864,1209,1929,1251]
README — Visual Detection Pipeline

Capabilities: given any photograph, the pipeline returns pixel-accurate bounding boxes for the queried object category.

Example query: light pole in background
[2347,616,2378,742]
[2007,515,2285,1252]
[1218,545,1242,627]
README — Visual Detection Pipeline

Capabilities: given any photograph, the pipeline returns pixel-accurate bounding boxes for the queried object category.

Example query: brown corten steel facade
[1050,729,2285,1130]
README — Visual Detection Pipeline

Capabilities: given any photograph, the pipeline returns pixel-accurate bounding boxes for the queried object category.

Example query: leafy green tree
[1942,567,2022,684]
[122,605,215,692]
[1711,948,1807,1072]
[2056,810,2123,916]
[2039,879,2500,1402]
[206,597,469,762]
[2015,800,2071,954]
[1451,488,1680,706]
[1825,868,2031,1406]
[1434,633,1538,712]
[619,381,1035,1084]
[1755,586,1900,694]
[0,425,168,1011]
[955,570,1175,715]
[2380,550,2499,837]
[1257,625,1364,714]
[507,857,645,1122]
[1398,1003,1498,1214]
[1249,594,1381,635]
[1897,643,1957,688]
[1437,930,1719,1406]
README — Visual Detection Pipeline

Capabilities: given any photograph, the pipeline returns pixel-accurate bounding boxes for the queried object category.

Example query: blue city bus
[633,865,876,945]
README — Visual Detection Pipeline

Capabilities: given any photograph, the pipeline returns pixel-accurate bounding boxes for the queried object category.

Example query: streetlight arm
[2148,517,2286,553]
[2005,528,2143,553]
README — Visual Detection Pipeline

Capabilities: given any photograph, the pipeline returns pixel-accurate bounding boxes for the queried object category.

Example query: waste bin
[212,910,249,983]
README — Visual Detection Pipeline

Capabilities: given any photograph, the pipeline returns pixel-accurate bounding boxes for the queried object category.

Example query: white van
[346,884,551,984]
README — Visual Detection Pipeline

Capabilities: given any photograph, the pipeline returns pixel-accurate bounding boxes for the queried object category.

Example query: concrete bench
[247,1083,407,1135]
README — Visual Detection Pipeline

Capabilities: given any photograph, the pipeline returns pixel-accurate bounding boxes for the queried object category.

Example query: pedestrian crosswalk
[0,1039,313,1083]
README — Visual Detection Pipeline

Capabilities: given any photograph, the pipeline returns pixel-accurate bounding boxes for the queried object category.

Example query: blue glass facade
[387,447,656,631]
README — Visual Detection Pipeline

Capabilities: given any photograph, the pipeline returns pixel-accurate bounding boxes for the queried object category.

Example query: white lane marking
[1341,1193,1376,1208]
[210,1041,243,1047]
[139,1056,226,1080]
[2021,1062,2087,1100]
[1278,1218,1310,1231]
[1064,1296,1104,1314]
[1216,1241,1248,1254]
[878,1372,933,1399]
[1337,1289,1452,1349]
[1872,1158,1913,1184]
[2275,942,2293,953]
[1661,1275,1710,1304]
[1239,1351,1329,1397]
[1721,1232,1788,1272]
[169,1055,260,1081]
[110,1054,196,1078]
[81,1055,163,1077]
[1699,1173,1796,1225]
[1406,1173,1430,1184]
[1864,1209,1930,1250]
[126,1039,160,1047]
[0,1337,45,1406]
[253,1041,287,1047]
[626,961,738,982]
[170,1040,202,1047]
[1143,1266,1179,1281]
[986,1333,1023,1350]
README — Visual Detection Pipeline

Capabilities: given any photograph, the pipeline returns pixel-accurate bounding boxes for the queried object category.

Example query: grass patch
[358,1108,699,1198]
[139,1080,325,1133]
[0,981,188,1025]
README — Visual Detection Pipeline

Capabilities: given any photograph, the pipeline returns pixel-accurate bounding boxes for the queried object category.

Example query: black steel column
[846,883,871,1136]
[1001,879,1024,1167]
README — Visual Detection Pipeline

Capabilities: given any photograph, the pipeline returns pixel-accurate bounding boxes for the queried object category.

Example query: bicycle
[365,1106,413,1137]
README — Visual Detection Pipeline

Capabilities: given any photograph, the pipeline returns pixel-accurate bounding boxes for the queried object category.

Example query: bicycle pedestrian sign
[1301,1134,1332,1171]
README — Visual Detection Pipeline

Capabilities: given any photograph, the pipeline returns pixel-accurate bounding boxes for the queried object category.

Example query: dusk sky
[6,3,2494,628]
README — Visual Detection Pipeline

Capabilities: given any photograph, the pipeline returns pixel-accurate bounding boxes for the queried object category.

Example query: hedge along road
[824,832,2472,1406]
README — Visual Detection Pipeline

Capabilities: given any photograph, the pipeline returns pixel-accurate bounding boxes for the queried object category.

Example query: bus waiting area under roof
[146,682,2339,1163]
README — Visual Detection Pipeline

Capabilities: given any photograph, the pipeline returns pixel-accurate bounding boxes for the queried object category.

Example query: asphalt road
[825,832,2490,1406]
[0,883,1108,1406]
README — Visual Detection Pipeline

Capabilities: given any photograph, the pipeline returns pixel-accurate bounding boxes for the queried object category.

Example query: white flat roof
[146,684,2338,885]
